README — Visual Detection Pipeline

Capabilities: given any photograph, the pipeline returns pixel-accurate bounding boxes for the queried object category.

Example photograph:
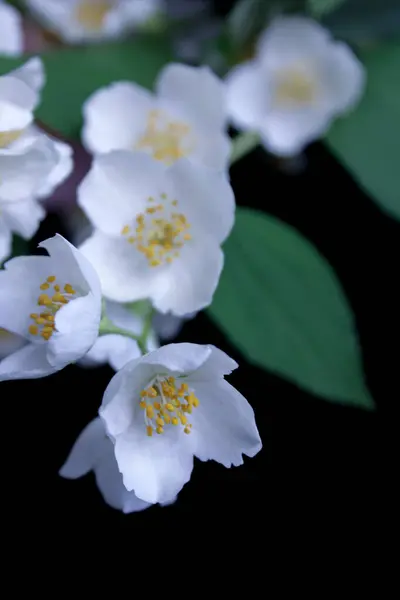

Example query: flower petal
[79,231,159,303]
[47,293,101,369]
[189,129,231,171]
[151,237,224,315]
[257,16,331,68]
[322,41,366,114]
[226,61,270,130]
[82,81,153,154]
[190,345,238,380]
[78,334,140,371]
[0,219,12,263]
[156,64,226,130]
[1,197,45,240]
[188,379,262,467]
[114,427,194,503]
[140,342,211,374]
[0,342,54,381]
[78,150,165,236]
[0,328,26,359]
[10,56,45,93]
[260,107,331,156]
[59,417,108,479]
[36,137,74,198]
[105,300,143,336]
[0,1,23,57]
[167,158,235,243]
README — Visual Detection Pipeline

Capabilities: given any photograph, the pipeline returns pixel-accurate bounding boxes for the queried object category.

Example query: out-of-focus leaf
[307,0,346,18]
[327,40,400,220]
[208,208,374,410]
[0,35,172,139]
[323,0,400,43]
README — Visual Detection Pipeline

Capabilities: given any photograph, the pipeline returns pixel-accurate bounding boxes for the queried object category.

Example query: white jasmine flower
[0,234,102,380]
[100,343,262,504]
[26,0,163,44]
[0,0,23,56]
[60,417,176,513]
[78,151,235,316]
[226,16,365,156]
[0,58,73,261]
[82,63,230,171]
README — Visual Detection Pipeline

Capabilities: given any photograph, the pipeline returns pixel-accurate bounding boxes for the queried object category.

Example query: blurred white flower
[60,417,176,513]
[0,1,23,56]
[0,135,58,263]
[78,152,235,315]
[0,58,73,261]
[82,63,230,171]
[100,343,262,504]
[0,234,102,380]
[25,0,163,44]
[226,16,365,157]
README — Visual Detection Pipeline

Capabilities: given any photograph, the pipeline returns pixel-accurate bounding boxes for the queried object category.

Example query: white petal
[322,41,366,115]
[0,76,36,131]
[79,231,159,303]
[78,150,165,236]
[122,490,152,514]
[188,379,262,467]
[10,56,45,93]
[189,129,231,171]
[36,138,74,198]
[0,343,54,381]
[0,328,26,359]
[1,197,45,240]
[105,300,143,336]
[152,237,224,316]
[82,82,153,154]
[114,427,194,503]
[40,233,102,298]
[94,453,150,512]
[190,345,238,380]
[226,61,270,129]
[0,1,23,56]
[79,334,140,371]
[0,219,12,263]
[167,158,235,244]
[257,16,331,68]
[156,63,227,130]
[0,254,53,337]
[59,417,108,479]
[260,107,331,156]
[140,342,211,374]
[47,293,101,369]
[0,135,58,202]
[152,312,186,341]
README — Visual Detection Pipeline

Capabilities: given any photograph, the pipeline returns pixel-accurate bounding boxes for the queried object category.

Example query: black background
[1,0,393,547]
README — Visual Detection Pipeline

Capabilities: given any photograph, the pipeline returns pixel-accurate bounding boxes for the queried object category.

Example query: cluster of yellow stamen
[274,68,316,106]
[140,376,200,437]
[28,276,76,341]
[121,193,191,267]
[75,0,111,31]
[0,130,23,148]
[135,109,192,165]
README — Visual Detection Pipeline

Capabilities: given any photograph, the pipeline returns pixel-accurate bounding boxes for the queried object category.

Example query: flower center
[121,193,191,267]
[135,109,192,165]
[140,375,200,437]
[28,275,77,341]
[75,0,112,31]
[0,129,23,148]
[273,68,316,106]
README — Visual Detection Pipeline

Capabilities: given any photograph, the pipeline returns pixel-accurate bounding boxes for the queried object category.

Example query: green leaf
[327,40,400,220]
[323,0,400,43]
[307,0,346,18]
[0,35,172,139]
[208,208,374,410]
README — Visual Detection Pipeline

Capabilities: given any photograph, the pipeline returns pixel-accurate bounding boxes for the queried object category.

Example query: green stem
[98,304,155,355]
[230,131,260,165]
